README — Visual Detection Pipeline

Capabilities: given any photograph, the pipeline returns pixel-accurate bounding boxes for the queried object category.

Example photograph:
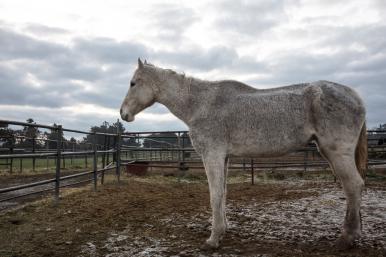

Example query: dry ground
[0,174,385,257]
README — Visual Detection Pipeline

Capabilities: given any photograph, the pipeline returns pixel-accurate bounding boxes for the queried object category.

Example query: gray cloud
[0,28,67,60]
[0,63,84,107]
[155,45,239,71]
[147,4,198,42]
[23,23,69,35]
[213,0,293,37]
[73,37,149,64]
[314,25,386,55]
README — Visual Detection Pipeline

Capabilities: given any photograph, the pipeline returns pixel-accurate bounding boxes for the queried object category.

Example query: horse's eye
[130,81,136,87]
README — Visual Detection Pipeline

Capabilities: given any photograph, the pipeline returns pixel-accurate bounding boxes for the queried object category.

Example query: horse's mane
[144,62,201,86]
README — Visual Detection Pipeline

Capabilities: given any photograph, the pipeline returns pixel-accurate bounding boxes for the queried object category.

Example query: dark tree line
[0,119,132,150]
[0,118,194,151]
[0,119,66,150]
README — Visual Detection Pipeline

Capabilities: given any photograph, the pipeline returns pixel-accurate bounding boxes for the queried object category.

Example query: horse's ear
[138,58,144,69]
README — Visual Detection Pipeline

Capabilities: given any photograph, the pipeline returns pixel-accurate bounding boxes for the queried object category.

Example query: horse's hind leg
[318,144,364,248]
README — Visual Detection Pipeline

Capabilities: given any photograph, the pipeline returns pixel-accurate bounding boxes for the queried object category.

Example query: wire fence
[0,119,385,205]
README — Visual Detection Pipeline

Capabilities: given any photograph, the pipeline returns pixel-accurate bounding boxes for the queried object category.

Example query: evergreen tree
[83,120,127,149]
[0,122,13,148]
[19,118,40,149]
[45,123,65,149]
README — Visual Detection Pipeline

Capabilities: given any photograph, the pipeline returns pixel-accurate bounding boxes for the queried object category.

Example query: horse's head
[120,59,158,122]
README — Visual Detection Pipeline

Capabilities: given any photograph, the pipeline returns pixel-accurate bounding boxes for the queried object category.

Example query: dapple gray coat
[120,59,367,249]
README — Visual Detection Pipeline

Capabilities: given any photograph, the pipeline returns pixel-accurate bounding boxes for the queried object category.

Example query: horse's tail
[355,122,367,180]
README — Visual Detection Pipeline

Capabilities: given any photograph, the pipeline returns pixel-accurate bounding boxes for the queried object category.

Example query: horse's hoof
[201,239,219,250]
[335,236,354,250]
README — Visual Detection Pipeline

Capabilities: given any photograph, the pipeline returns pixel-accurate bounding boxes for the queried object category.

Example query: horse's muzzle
[120,109,134,122]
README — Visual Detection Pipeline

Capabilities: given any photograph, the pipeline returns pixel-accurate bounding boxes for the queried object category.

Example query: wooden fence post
[54,125,62,204]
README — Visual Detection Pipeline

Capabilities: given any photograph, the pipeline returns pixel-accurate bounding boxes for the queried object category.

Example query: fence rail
[0,119,124,204]
[1,119,385,205]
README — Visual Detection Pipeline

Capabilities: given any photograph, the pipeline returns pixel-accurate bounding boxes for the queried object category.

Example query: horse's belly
[227,130,310,157]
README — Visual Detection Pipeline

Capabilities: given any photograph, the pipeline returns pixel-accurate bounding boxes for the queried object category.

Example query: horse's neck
[155,75,199,126]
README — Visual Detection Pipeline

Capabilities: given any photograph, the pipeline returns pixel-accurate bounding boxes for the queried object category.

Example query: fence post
[101,135,107,185]
[71,142,74,167]
[251,158,254,185]
[32,136,36,172]
[116,129,121,183]
[93,132,98,191]
[303,150,307,173]
[62,141,66,169]
[106,136,111,165]
[19,137,23,173]
[180,133,187,177]
[9,138,14,173]
[54,125,62,204]
[46,138,49,170]
[19,158,23,173]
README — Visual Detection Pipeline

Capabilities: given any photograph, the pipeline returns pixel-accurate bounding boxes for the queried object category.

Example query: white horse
[120,59,367,249]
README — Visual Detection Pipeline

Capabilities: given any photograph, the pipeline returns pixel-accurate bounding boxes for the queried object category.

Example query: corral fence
[0,119,125,205]
[0,119,386,205]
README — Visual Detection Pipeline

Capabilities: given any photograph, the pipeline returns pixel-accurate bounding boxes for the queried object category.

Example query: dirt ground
[0,174,385,257]
[0,170,96,210]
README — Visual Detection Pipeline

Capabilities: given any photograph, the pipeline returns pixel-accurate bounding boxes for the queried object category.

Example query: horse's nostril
[120,108,123,115]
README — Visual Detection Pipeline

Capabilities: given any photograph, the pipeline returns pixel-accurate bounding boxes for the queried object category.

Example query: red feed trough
[126,161,149,176]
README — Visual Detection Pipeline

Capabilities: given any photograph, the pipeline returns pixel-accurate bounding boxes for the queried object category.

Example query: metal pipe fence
[1,119,386,205]
[0,119,123,204]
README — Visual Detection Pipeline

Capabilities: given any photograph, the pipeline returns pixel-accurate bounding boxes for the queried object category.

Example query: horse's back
[190,80,365,157]
[252,80,366,135]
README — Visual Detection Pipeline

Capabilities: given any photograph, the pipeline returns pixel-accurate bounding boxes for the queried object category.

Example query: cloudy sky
[0,0,385,133]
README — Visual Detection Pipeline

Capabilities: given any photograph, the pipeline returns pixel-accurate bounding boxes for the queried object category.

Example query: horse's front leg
[202,151,227,249]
